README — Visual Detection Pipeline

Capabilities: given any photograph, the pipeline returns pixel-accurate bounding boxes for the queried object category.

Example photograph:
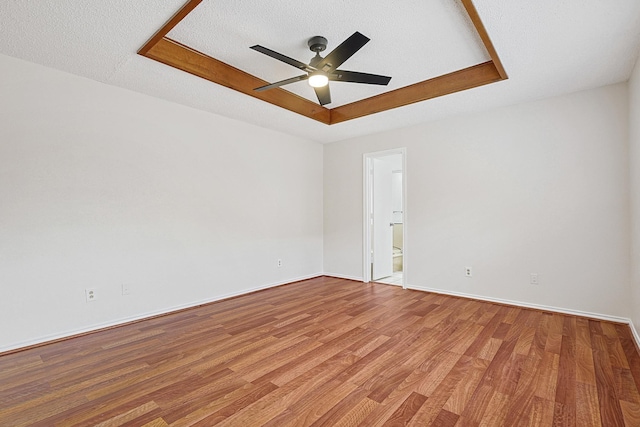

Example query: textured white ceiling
[1,0,639,143]
[168,0,488,107]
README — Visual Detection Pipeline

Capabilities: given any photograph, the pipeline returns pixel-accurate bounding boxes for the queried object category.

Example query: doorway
[363,148,406,288]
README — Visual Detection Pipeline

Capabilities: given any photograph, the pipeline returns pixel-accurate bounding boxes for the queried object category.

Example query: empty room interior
[2,0,640,425]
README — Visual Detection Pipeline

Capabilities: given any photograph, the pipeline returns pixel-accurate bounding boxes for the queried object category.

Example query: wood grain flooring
[1,276,639,426]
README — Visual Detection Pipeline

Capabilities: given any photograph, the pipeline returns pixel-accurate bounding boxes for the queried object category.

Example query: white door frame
[372,157,394,280]
[363,148,407,289]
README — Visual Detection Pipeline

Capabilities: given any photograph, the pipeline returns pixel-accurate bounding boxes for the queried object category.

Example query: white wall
[325,84,631,319]
[2,51,636,353]
[0,54,323,352]
[631,55,640,329]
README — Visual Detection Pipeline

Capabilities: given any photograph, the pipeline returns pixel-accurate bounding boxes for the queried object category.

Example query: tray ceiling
[139,0,507,124]
[0,0,639,142]
[167,0,490,108]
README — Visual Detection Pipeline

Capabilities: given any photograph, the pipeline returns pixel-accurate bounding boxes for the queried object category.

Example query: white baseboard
[1,273,324,354]
[322,273,364,282]
[327,276,639,347]
[408,283,640,352]
[629,321,640,350]
[406,283,632,324]
[5,275,640,356]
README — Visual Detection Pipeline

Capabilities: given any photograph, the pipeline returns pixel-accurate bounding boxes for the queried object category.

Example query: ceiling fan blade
[250,45,315,72]
[255,75,309,92]
[329,70,391,85]
[314,85,331,106]
[316,32,369,72]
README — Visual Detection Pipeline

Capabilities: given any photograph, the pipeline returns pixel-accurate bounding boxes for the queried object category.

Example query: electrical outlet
[530,273,539,285]
[86,288,97,302]
[465,267,472,277]
[122,283,131,295]
[277,259,283,268]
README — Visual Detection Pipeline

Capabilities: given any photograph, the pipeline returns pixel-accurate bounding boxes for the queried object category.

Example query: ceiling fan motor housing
[308,36,328,53]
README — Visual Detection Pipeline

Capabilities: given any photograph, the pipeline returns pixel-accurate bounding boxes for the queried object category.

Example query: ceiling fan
[250,32,391,106]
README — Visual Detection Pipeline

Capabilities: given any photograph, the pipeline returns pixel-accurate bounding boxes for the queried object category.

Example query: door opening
[363,149,406,288]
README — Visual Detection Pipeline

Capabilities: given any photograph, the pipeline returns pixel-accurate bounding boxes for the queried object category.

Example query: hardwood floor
[1,276,639,426]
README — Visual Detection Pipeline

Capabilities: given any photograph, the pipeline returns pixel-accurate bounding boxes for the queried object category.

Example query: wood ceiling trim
[138,0,507,125]
[330,61,502,124]
[144,38,331,123]
[138,0,204,56]
[460,0,508,79]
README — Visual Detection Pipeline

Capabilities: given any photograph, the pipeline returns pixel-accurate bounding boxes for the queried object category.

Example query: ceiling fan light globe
[308,74,329,88]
